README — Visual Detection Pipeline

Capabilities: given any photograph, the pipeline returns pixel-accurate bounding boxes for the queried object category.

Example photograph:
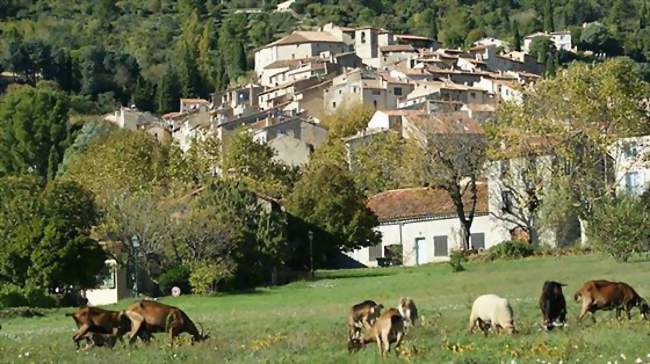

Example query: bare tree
[420,117,486,251]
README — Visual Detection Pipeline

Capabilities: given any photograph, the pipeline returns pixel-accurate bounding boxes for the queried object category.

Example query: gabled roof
[263,31,342,49]
[367,185,488,222]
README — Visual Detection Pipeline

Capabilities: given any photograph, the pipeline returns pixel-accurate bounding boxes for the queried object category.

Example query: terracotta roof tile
[367,185,488,221]
[264,31,342,49]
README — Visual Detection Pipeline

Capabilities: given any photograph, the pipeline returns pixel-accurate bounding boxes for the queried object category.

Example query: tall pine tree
[543,0,555,32]
[157,69,181,114]
[513,21,522,51]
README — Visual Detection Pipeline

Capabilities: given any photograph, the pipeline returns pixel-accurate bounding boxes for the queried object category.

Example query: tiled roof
[367,185,488,222]
[264,31,342,48]
[406,112,483,134]
[380,44,417,53]
[180,98,209,104]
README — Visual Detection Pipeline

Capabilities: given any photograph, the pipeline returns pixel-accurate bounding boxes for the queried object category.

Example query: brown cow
[66,307,131,349]
[348,308,405,357]
[574,280,649,321]
[124,300,208,345]
[347,300,383,342]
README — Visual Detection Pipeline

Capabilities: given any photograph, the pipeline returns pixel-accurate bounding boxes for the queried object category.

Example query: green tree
[0,176,105,288]
[491,59,650,245]
[157,68,181,114]
[62,128,168,205]
[222,129,297,199]
[349,131,406,196]
[168,136,220,191]
[0,83,71,180]
[287,161,380,261]
[543,0,555,32]
[513,21,522,51]
[132,77,156,112]
[579,22,622,56]
[588,196,650,262]
[321,103,374,139]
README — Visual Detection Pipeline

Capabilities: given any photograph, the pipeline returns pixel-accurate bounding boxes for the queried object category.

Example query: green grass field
[1,255,650,363]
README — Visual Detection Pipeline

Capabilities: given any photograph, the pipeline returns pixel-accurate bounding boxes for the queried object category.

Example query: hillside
[1,0,649,114]
[2,255,650,363]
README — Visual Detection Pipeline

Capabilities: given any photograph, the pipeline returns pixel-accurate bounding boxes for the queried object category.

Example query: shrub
[158,264,191,296]
[488,240,536,260]
[384,245,403,266]
[588,196,650,262]
[189,262,235,295]
[0,290,28,308]
[448,249,466,272]
[24,288,57,308]
[0,286,57,308]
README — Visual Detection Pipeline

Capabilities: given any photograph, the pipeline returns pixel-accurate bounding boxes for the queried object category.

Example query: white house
[254,31,348,77]
[84,259,130,306]
[473,37,509,49]
[610,135,650,195]
[345,185,511,267]
[523,31,572,53]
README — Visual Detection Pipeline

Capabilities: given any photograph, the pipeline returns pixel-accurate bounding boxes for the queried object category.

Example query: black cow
[539,281,567,330]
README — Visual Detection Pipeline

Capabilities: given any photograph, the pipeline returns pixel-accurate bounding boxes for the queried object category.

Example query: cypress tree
[513,22,522,51]
[543,0,555,32]
[157,69,181,114]
[47,146,59,181]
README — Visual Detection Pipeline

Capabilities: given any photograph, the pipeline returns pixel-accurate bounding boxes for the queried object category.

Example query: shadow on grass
[315,270,399,280]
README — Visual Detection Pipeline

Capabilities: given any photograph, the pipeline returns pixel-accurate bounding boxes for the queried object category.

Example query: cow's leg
[381,332,390,357]
[394,331,404,351]
[125,311,144,345]
[375,335,383,357]
[73,324,91,348]
[577,301,592,322]
[467,315,476,334]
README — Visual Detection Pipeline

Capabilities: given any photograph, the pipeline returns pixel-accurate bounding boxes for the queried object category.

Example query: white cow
[468,294,516,335]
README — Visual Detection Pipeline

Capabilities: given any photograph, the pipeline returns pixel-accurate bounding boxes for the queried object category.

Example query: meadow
[1,254,650,364]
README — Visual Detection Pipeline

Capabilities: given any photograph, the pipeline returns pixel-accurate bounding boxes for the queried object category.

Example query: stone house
[523,31,572,53]
[254,31,348,77]
[610,135,650,195]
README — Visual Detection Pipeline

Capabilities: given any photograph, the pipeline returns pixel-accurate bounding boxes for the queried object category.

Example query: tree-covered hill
[1,0,649,114]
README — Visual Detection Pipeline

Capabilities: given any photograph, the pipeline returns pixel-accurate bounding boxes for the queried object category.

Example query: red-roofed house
[345,184,510,267]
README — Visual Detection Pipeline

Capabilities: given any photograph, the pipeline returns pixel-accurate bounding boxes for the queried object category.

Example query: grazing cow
[124,300,208,345]
[397,297,418,328]
[574,280,649,321]
[347,300,383,342]
[539,281,567,330]
[468,294,516,335]
[66,307,132,349]
[348,308,405,357]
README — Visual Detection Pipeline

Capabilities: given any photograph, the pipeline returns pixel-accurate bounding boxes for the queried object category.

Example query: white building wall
[346,215,510,267]
[611,135,650,195]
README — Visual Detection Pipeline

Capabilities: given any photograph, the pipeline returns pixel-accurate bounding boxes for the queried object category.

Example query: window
[624,172,641,194]
[502,190,514,213]
[624,141,639,158]
[332,101,337,109]
[361,31,366,44]
[433,236,448,257]
[470,92,476,99]
[338,89,342,95]
[97,266,116,289]
[371,90,381,95]
[291,53,295,59]
[394,87,403,96]
[471,233,485,250]
[369,242,382,261]
[499,159,510,178]
[373,100,378,108]
[353,86,358,93]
